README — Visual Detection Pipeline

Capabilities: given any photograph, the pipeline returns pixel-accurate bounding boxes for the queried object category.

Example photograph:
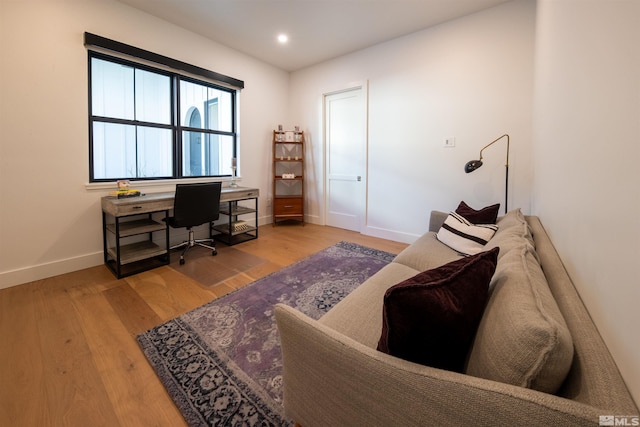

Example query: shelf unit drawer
[274,197,303,216]
[101,193,173,216]
[221,189,258,201]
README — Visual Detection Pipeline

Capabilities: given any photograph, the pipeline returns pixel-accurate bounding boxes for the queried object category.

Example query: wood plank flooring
[0,224,407,426]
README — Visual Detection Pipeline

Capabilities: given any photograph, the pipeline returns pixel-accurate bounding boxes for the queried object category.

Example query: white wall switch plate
[444,137,455,147]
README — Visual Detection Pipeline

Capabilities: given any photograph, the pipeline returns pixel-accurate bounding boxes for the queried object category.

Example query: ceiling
[117,0,512,72]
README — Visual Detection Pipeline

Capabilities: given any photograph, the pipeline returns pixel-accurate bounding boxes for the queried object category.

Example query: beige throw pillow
[465,245,574,393]
[484,209,535,258]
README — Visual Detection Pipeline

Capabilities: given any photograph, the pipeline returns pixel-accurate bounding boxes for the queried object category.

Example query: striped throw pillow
[437,212,498,256]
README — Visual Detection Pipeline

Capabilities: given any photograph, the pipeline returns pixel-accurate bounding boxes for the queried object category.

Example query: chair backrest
[171,182,221,228]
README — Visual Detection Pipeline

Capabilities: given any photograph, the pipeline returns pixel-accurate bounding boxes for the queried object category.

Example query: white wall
[0,0,289,288]
[2,0,637,407]
[289,0,536,242]
[533,0,640,406]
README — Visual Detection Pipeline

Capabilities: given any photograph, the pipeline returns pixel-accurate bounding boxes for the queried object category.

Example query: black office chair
[166,182,221,264]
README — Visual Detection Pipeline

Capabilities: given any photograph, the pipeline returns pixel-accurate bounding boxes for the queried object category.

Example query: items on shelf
[273,128,305,225]
[231,221,250,232]
[212,192,259,244]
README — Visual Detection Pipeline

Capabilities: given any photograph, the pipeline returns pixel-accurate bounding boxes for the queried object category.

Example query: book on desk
[108,189,142,198]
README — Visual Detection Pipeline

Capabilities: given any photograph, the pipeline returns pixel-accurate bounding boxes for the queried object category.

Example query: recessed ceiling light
[277,34,289,44]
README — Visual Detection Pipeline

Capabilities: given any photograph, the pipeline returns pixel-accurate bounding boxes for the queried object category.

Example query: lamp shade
[464,160,483,173]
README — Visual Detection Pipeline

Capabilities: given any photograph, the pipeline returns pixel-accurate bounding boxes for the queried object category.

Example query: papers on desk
[108,189,141,198]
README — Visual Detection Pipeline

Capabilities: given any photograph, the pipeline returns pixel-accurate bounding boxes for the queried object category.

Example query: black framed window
[88,51,238,182]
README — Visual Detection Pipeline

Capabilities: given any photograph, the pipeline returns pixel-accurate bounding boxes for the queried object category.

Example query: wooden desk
[102,186,259,278]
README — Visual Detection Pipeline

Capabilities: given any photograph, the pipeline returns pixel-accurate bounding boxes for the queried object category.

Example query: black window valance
[84,32,244,89]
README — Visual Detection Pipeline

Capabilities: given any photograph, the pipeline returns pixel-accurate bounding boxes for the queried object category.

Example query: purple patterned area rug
[137,241,395,426]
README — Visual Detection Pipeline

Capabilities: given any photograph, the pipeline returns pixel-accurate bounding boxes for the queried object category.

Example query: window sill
[85,177,240,192]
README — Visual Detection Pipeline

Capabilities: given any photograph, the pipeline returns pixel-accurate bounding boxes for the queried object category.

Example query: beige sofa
[275,210,638,426]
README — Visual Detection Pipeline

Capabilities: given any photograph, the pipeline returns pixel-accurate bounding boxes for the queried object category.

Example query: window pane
[180,80,232,132]
[135,69,171,124]
[137,127,173,177]
[92,123,172,179]
[182,132,234,177]
[92,122,136,179]
[91,58,134,120]
[89,53,238,182]
[207,88,232,132]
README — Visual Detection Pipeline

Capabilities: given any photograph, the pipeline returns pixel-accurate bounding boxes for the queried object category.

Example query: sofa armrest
[275,303,602,427]
[429,210,448,232]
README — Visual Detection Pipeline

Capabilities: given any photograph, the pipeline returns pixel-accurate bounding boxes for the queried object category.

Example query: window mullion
[91,116,173,129]
[180,126,233,136]
[174,76,182,178]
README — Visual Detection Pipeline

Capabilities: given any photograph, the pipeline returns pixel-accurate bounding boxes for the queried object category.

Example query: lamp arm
[478,134,510,167]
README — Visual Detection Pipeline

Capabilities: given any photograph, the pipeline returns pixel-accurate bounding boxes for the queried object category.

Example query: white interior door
[325,85,367,231]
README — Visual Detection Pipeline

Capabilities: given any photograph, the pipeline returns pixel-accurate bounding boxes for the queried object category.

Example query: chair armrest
[275,303,601,427]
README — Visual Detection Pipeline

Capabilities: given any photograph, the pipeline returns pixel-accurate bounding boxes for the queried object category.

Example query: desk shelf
[107,240,166,265]
[105,218,166,237]
[219,205,255,216]
[102,211,170,279]
[212,224,258,245]
[213,198,258,245]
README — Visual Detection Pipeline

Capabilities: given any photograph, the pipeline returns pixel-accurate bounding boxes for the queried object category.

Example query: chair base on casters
[170,228,217,265]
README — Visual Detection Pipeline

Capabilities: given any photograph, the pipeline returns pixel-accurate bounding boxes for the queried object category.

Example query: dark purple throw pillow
[456,201,500,224]
[377,247,499,372]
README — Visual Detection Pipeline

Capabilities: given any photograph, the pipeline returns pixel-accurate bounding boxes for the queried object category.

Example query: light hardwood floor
[0,224,407,426]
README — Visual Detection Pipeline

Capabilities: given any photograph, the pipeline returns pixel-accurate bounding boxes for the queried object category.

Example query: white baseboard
[0,251,104,290]
[257,214,272,227]
[361,225,420,244]
[1,217,394,290]
[1,217,273,290]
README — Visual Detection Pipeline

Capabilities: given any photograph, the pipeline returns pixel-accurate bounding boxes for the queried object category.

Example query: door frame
[322,80,369,231]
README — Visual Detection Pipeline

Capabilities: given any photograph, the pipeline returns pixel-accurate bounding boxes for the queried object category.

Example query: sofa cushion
[393,232,463,272]
[377,247,499,372]
[465,245,574,394]
[456,201,500,224]
[436,212,498,256]
[319,262,422,349]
